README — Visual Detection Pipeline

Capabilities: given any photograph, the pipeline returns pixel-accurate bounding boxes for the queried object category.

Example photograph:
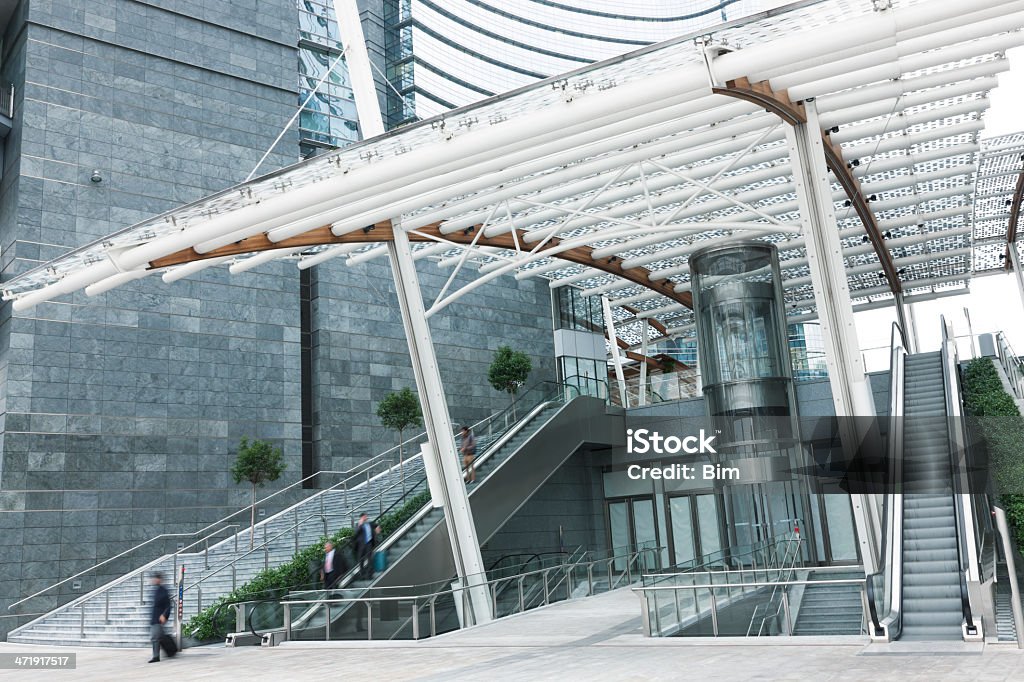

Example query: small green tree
[488,346,532,419]
[376,387,423,464]
[231,438,287,549]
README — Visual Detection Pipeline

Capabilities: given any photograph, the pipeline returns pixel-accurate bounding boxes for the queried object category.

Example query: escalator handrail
[866,321,906,639]
[939,315,980,636]
[281,395,570,632]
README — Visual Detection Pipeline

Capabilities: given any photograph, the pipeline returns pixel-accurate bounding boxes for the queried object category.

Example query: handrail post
[543,569,550,605]
[140,573,145,605]
[518,576,525,613]
[366,602,373,640]
[709,589,719,636]
[294,511,299,554]
[204,538,209,569]
[264,543,269,571]
[235,531,239,553]
[80,604,85,638]
[322,514,328,538]
[198,585,203,612]
[232,565,237,592]
[326,603,331,641]
[781,589,792,635]
[412,603,420,640]
[587,563,594,596]
[105,592,109,623]
[284,603,291,642]
[430,599,436,636]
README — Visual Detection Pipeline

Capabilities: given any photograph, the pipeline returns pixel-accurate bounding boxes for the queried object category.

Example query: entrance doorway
[665,492,725,569]
[606,496,659,570]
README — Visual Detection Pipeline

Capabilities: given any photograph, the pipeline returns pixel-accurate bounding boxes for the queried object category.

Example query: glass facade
[298,0,362,155]
[382,0,772,127]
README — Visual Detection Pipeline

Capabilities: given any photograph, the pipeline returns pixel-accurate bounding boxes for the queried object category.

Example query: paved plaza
[1,589,1021,681]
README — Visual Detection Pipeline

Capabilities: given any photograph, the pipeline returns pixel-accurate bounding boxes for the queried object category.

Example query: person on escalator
[355,513,375,580]
[321,541,340,589]
[460,425,477,484]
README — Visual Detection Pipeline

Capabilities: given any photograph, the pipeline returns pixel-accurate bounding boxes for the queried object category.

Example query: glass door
[606,496,659,570]
[667,493,725,569]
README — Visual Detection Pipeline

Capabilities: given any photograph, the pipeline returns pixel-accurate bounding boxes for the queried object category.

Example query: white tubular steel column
[336,0,490,624]
[332,0,385,138]
[639,327,649,406]
[785,100,881,573]
[602,295,629,407]
[897,291,920,354]
[387,229,492,626]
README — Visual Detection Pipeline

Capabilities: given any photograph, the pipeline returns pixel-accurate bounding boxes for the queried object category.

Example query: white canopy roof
[5,0,1022,350]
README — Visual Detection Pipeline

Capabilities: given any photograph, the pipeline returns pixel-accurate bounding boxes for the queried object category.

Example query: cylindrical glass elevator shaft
[689,242,814,558]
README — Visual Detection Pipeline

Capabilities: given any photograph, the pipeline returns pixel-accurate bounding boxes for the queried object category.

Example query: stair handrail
[746,531,803,636]
[940,315,982,638]
[866,321,907,640]
[8,399,512,622]
[279,389,571,633]
[993,504,1024,648]
[261,544,664,642]
[995,331,1024,400]
[5,466,369,612]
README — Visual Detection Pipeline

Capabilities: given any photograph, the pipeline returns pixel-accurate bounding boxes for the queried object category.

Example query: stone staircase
[792,571,865,636]
[7,456,427,647]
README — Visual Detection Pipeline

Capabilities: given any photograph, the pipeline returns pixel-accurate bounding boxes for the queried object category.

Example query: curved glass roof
[4,0,1020,352]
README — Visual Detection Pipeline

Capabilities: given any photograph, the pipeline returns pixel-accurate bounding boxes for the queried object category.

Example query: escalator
[265,389,619,641]
[868,320,985,642]
[899,352,964,640]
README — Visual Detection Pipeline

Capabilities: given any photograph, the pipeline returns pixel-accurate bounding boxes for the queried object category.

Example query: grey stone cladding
[0,0,556,639]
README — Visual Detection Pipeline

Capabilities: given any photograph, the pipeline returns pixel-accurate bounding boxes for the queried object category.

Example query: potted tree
[488,345,532,420]
[376,387,423,474]
[231,438,287,549]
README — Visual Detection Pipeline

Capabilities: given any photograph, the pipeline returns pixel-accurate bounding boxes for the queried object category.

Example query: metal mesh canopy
[973,132,1024,275]
[4,0,1023,350]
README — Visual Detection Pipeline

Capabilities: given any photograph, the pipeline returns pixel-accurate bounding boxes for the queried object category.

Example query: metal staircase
[6,457,425,647]
[272,394,618,642]
[792,571,865,636]
[899,352,964,640]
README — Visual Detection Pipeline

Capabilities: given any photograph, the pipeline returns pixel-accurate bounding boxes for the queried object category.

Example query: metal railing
[256,544,663,643]
[866,322,907,641]
[995,331,1024,400]
[940,315,983,640]
[746,532,805,636]
[275,389,572,636]
[634,568,868,638]
[7,403,514,633]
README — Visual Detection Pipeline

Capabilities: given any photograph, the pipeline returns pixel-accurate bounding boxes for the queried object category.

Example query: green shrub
[962,358,1024,547]
[183,489,433,642]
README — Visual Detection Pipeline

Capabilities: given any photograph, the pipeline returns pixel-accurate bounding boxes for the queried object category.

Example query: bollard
[411,603,419,640]
[366,602,373,640]
[430,599,436,637]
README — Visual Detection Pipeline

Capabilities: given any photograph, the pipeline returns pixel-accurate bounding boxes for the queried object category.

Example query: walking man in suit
[355,513,374,580]
[321,541,340,588]
[147,572,171,663]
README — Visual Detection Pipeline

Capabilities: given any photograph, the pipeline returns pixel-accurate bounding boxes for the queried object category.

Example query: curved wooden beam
[713,77,902,295]
[148,221,693,309]
[1006,168,1024,270]
[712,77,806,125]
